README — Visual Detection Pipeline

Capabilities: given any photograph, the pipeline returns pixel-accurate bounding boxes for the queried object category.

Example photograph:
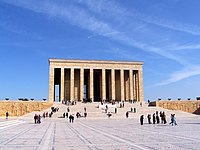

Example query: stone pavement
[0,102,200,150]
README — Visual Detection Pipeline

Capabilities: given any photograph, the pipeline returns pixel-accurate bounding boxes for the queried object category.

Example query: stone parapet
[156,100,200,114]
[0,101,53,117]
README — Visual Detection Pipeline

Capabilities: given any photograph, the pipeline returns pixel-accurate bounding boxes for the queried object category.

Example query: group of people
[140,111,177,126]
[33,106,60,124]
[34,114,41,124]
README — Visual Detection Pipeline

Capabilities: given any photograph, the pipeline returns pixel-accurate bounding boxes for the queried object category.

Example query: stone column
[80,68,84,101]
[49,66,54,102]
[60,67,65,102]
[90,68,94,102]
[70,68,74,101]
[138,68,144,102]
[135,71,139,101]
[111,69,115,100]
[129,69,133,101]
[120,69,124,101]
[102,68,106,100]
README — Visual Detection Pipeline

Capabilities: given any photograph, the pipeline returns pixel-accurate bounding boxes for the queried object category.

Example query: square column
[129,70,133,100]
[111,69,115,100]
[138,68,144,102]
[48,66,54,102]
[70,68,74,101]
[90,68,94,102]
[135,72,139,101]
[60,67,65,102]
[102,68,106,100]
[120,69,124,101]
[80,68,84,101]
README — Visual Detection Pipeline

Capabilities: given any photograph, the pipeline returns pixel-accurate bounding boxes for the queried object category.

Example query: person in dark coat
[34,114,38,124]
[156,111,160,124]
[115,108,117,113]
[126,111,129,118]
[153,113,156,124]
[147,114,151,124]
[140,115,144,125]
[6,112,9,119]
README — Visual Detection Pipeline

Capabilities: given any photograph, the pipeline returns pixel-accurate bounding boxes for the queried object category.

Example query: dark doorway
[84,69,90,99]
[54,68,61,102]
[94,69,102,102]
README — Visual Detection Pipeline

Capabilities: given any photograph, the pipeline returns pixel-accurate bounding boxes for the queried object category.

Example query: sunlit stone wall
[0,101,53,117]
[156,100,200,114]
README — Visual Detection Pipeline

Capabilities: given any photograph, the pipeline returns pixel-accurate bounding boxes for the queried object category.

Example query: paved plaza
[0,103,200,150]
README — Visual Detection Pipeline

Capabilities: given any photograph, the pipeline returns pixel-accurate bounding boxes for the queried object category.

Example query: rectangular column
[120,69,124,101]
[80,68,84,101]
[90,68,94,101]
[70,68,74,101]
[129,70,133,100]
[102,68,106,100]
[138,68,144,102]
[111,69,115,100]
[60,67,65,101]
[49,66,54,102]
[135,71,139,101]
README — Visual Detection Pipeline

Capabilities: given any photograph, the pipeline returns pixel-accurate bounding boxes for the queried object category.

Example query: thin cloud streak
[155,65,200,86]
[3,0,200,85]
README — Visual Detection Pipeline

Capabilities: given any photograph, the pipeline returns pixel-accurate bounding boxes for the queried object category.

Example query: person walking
[34,114,38,124]
[140,115,144,125]
[126,111,129,118]
[115,108,117,114]
[5,112,9,119]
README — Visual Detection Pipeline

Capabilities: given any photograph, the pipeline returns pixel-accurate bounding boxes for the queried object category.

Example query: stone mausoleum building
[49,59,144,103]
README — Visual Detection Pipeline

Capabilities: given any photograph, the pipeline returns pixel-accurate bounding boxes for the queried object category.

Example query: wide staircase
[49,101,195,120]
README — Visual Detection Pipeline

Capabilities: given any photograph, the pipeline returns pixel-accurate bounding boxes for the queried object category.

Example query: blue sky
[0,0,200,101]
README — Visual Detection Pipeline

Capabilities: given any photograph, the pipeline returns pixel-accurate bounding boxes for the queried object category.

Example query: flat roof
[49,58,144,65]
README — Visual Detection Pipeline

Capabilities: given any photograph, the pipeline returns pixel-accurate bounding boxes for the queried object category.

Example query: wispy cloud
[155,65,200,86]
[3,0,200,85]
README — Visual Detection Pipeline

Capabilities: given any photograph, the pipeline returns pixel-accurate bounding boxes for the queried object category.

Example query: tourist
[38,115,41,124]
[43,112,46,118]
[147,114,151,124]
[5,112,9,119]
[163,112,167,124]
[131,107,133,112]
[156,111,160,124]
[122,101,124,107]
[115,108,117,113]
[84,112,87,117]
[160,111,163,123]
[66,112,68,118]
[126,111,129,118]
[63,112,66,118]
[140,115,144,125]
[84,107,87,112]
[134,107,136,113]
[140,102,142,107]
[169,114,177,126]
[107,112,112,118]
[67,107,70,112]
[34,114,38,124]
[69,115,73,123]
[69,114,74,123]
[46,112,48,117]
[153,113,156,124]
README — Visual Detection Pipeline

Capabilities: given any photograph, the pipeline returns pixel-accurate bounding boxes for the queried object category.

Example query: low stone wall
[156,100,200,114]
[0,101,53,117]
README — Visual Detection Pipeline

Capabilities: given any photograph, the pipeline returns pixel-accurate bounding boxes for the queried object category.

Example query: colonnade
[49,66,144,103]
